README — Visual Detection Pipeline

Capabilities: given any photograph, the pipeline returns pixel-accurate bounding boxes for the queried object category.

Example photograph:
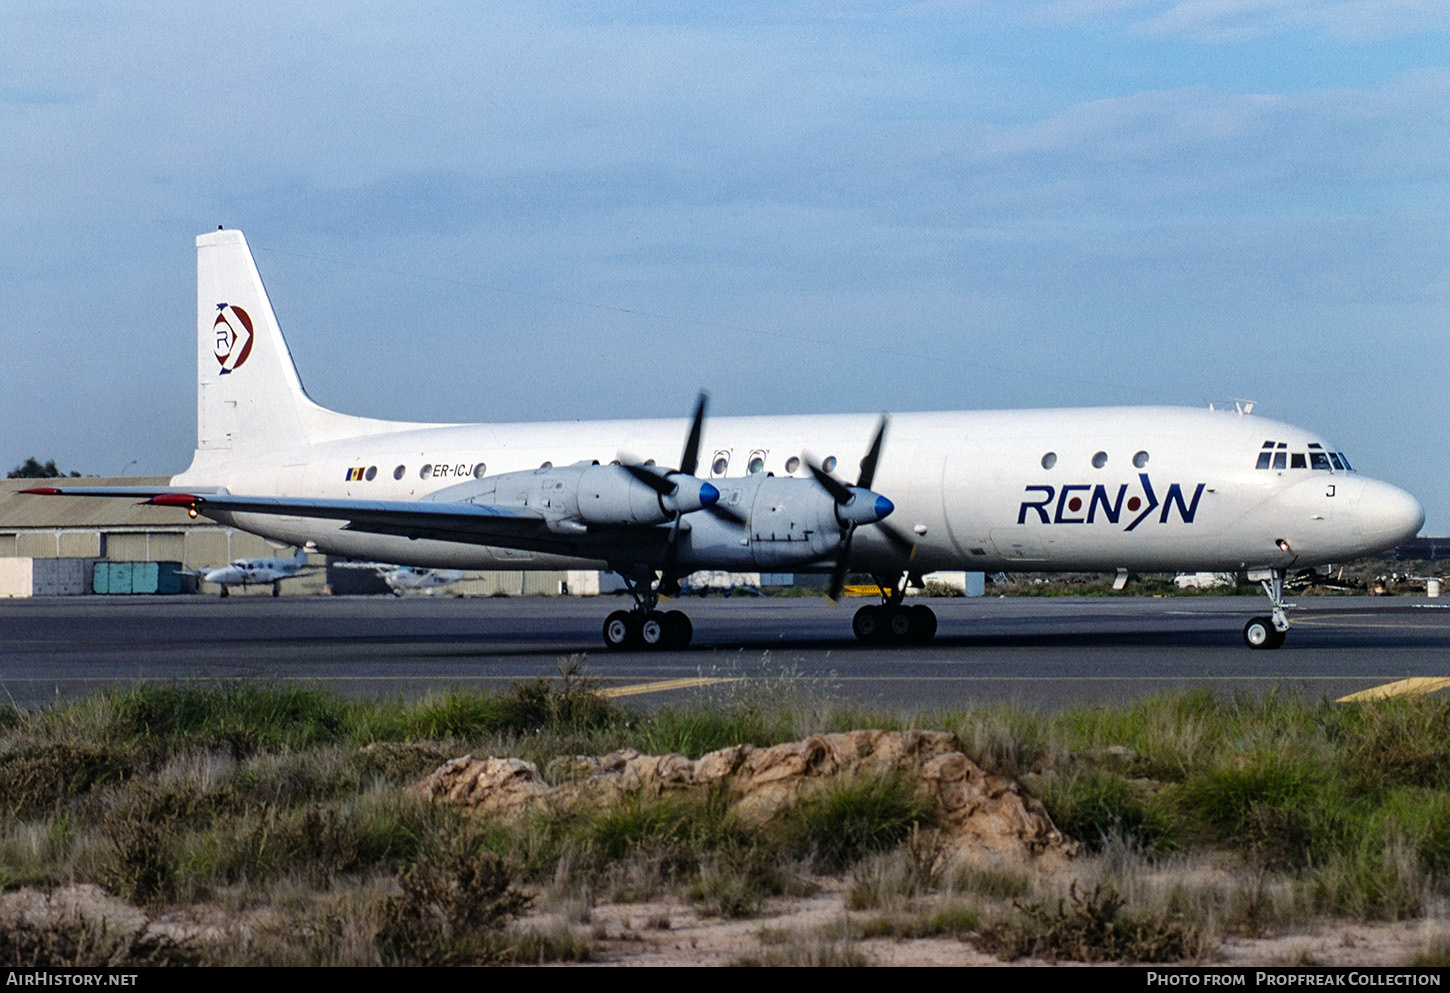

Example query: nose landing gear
[1243,568,1291,650]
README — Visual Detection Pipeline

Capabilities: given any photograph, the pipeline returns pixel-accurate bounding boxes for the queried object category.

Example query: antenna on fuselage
[1206,398,1258,415]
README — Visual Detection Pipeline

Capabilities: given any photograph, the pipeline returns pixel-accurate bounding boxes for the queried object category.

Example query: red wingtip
[148,493,199,506]
[19,487,63,495]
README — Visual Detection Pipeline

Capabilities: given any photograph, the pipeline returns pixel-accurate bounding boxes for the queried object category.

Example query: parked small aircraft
[196,549,312,597]
[332,561,466,596]
[28,229,1424,650]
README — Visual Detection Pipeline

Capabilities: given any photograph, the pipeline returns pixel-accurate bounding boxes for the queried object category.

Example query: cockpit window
[1257,439,1352,472]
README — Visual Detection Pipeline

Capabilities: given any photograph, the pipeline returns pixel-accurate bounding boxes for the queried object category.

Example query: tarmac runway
[2,594,1448,712]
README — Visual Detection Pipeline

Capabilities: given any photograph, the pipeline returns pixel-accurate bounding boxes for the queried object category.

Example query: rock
[411,731,1078,865]
[408,755,552,819]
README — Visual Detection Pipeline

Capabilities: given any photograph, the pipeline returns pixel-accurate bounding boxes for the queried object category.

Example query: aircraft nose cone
[699,481,720,507]
[1354,479,1424,549]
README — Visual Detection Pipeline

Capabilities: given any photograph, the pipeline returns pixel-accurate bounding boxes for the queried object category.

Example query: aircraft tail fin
[187,229,414,472]
[193,228,324,457]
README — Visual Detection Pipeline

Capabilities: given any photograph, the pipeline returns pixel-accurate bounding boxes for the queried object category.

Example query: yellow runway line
[598,677,739,699]
[1337,677,1450,703]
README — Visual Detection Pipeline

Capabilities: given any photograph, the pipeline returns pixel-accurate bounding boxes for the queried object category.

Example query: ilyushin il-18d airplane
[28,229,1424,651]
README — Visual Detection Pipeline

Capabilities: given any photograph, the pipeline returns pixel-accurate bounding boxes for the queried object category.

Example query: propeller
[620,392,719,596]
[803,413,914,601]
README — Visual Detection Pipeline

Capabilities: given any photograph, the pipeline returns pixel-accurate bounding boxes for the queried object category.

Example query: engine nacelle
[426,461,717,530]
[680,474,894,569]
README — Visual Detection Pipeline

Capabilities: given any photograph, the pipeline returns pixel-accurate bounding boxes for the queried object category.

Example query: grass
[854,905,979,939]
[777,772,934,873]
[2,675,1449,964]
[732,923,870,967]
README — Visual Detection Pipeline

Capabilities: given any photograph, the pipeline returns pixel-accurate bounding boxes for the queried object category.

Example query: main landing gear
[599,570,941,652]
[851,574,938,645]
[601,571,693,650]
[1243,568,1290,650]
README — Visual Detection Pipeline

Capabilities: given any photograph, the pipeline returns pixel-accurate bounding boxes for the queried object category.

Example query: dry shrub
[0,902,197,967]
[0,743,135,818]
[376,833,531,965]
[846,827,944,910]
[975,881,1201,963]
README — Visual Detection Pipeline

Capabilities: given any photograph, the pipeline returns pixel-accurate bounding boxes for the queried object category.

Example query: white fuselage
[202,555,306,587]
[173,405,1423,577]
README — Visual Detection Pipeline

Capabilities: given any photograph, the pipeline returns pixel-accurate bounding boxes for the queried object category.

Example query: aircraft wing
[23,487,552,546]
[19,485,225,498]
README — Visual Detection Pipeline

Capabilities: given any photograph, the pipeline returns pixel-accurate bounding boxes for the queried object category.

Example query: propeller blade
[857,413,889,489]
[876,519,917,556]
[659,514,685,596]
[827,530,855,602]
[621,462,676,497]
[680,391,707,478]
[705,501,748,525]
[805,456,854,505]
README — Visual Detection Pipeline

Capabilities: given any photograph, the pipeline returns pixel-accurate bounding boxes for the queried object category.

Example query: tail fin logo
[213,304,254,374]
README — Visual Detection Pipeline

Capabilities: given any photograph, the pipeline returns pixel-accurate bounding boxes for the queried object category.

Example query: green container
[130,561,159,594]
[155,562,183,594]
[91,561,185,595]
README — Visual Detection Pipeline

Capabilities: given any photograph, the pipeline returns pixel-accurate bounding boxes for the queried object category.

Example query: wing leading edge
[23,487,553,546]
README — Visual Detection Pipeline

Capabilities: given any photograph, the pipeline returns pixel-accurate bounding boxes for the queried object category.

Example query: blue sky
[3,2,1448,530]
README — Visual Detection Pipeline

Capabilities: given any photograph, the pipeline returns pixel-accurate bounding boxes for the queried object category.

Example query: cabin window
[393,465,406,480]
[1092,451,1108,469]
[823,456,838,473]
[785,456,801,474]
[1133,451,1149,468]
[420,464,433,479]
[712,453,730,476]
[748,453,765,474]
[364,466,377,481]
[1041,452,1057,470]
[540,461,553,469]
[473,463,487,478]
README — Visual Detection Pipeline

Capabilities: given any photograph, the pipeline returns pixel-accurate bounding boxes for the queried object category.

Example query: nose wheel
[1243,568,1291,650]
[1243,616,1286,650]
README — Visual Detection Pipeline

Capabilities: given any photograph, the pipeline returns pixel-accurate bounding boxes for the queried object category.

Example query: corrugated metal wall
[2,525,588,597]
